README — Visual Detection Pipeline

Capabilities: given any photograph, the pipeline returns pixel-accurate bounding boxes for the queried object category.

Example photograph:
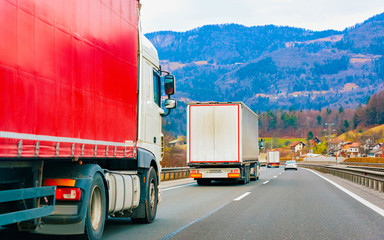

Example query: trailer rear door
[188,104,240,163]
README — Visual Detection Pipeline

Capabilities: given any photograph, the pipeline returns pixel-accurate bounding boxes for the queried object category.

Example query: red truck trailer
[0,1,176,239]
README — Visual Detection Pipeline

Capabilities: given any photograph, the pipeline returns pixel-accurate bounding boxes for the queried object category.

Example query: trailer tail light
[56,187,81,201]
[228,173,240,178]
[190,170,201,178]
[190,173,202,178]
[43,178,76,187]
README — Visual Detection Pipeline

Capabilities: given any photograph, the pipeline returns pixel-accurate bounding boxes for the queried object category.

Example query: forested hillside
[147,12,384,137]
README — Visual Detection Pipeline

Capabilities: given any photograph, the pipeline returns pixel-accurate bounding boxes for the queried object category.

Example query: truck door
[137,59,162,161]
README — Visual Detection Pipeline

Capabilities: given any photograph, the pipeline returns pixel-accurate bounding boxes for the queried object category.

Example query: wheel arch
[41,162,108,234]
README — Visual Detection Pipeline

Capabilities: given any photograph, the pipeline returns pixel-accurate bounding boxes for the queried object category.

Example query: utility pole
[324,122,335,158]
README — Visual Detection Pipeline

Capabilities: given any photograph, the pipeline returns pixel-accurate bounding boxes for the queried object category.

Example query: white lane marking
[273,176,277,178]
[162,183,196,191]
[279,173,282,175]
[162,202,228,240]
[263,180,269,184]
[306,169,384,218]
[233,192,251,201]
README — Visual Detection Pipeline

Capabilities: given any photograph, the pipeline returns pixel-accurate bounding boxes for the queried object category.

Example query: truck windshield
[153,70,161,107]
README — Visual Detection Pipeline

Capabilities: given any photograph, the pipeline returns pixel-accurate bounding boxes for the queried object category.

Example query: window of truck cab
[153,70,161,107]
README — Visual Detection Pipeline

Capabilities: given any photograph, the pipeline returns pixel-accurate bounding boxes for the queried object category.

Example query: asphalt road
[3,167,384,239]
[103,167,384,240]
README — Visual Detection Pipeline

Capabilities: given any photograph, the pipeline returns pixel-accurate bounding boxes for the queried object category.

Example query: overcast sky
[140,0,384,33]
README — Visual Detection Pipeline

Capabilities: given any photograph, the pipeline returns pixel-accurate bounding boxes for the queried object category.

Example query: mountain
[146,13,384,135]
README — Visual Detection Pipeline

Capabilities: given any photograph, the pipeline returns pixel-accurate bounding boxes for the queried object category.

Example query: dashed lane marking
[233,192,251,201]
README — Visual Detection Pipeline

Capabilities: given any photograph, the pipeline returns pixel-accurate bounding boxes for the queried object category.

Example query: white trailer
[187,102,261,185]
[267,151,280,168]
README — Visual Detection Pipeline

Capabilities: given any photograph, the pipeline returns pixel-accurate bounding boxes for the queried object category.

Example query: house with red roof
[290,141,305,153]
[349,142,360,157]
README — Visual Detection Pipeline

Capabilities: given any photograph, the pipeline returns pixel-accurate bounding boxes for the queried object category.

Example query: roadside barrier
[300,163,384,193]
[161,167,189,181]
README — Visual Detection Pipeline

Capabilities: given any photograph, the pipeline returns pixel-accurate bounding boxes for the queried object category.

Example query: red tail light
[56,187,81,201]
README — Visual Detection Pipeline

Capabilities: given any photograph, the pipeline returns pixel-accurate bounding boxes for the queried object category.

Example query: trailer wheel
[251,163,258,181]
[132,167,158,223]
[239,167,249,185]
[84,173,106,240]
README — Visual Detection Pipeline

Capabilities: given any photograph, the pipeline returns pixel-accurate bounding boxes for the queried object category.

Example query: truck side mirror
[164,75,175,96]
[259,139,264,149]
[165,99,177,109]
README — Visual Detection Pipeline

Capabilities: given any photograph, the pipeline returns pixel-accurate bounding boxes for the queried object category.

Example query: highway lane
[3,167,384,239]
[102,167,281,240]
[170,168,384,240]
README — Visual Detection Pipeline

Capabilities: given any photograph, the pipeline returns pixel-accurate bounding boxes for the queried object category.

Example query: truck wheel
[132,167,158,223]
[238,168,248,185]
[84,173,106,240]
[251,164,257,181]
[197,179,211,185]
[239,179,247,185]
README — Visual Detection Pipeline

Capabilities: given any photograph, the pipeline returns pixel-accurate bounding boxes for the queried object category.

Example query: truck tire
[239,179,247,185]
[84,173,106,240]
[239,167,249,185]
[251,163,257,181]
[196,179,211,185]
[131,167,158,223]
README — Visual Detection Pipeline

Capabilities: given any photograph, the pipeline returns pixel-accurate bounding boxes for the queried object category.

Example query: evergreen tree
[307,131,314,140]
[317,115,322,125]
[344,120,349,130]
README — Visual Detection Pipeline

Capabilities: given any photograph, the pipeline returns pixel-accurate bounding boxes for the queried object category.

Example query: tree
[317,115,322,125]
[339,106,344,114]
[344,120,349,130]
[307,131,313,140]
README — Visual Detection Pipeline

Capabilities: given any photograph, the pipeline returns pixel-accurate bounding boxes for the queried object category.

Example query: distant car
[284,160,298,170]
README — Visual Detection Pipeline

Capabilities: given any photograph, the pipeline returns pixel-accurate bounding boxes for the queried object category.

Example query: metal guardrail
[161,167,190,181]
[299,163,384,193]
[345,165,384,172]
[341,162,384,167]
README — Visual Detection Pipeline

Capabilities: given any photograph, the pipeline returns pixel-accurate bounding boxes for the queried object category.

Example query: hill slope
[146,13,384,134]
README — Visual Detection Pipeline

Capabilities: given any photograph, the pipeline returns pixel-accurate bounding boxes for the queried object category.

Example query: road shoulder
[307,168,384,211]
